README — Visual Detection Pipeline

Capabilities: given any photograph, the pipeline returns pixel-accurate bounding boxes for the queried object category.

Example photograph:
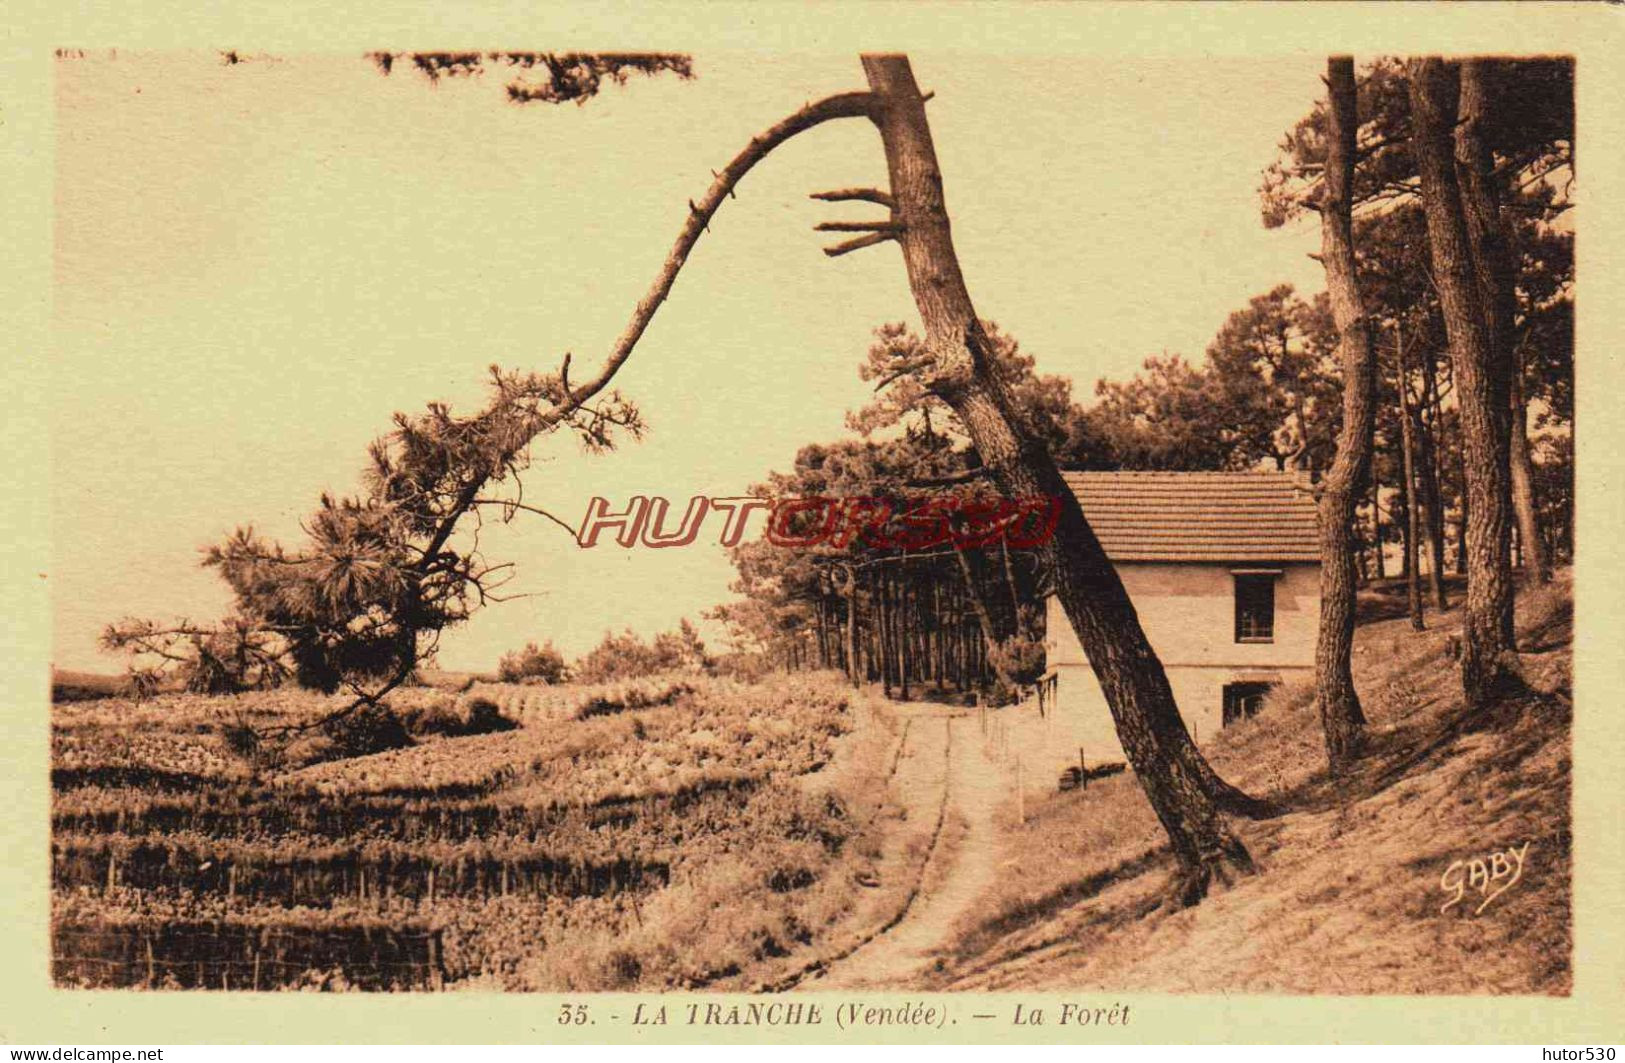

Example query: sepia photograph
[9,5,1622,1047]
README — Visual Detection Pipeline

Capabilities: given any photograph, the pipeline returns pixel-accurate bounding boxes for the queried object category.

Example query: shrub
[576,678,696,719]
[711,652,772,683]
[321,702,413,758]
[174,620,291,694]
[987,633,1046,686]
[398,693,517,738]
[573,620,713,685]
[497,641,569,685]
[395,694,460,737]
[455,695,519,735]
[128,669,164,702]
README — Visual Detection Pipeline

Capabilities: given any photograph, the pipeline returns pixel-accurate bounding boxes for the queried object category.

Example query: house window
[1234,574,1275,643]
[1223,682,1273,727]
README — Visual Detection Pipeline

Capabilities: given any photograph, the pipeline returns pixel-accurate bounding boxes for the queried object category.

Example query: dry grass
[930,570,1573,995]
[52,670,917,991]
[513,689,919,992]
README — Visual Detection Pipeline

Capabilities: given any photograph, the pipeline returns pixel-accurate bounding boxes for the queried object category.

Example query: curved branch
[870,354,932,390]
[471,497,583,542]
[568,90,876,406]
[244,91,882,740]
[415,92,874,574]
[258,668,416,738]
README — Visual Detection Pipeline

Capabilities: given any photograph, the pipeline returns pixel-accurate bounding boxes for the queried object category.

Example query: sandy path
[814,711,1008,989]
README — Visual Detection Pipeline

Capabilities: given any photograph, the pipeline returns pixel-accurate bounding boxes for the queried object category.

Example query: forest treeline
[708,57,1571,704]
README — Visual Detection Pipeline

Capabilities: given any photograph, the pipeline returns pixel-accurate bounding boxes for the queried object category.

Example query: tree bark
[1312,57,1374,770]
[1456,59,1544,595]
[876,568,892,697]
[936,578,949,685]
[838,566,861,688]
[1417,343,1450,609]
[1399,495,1413,579]
[1456,468,1469,578]
[953,548,1005,659]
[1001,537,1024,635]
[817,596,826,668]
[1508,346,1549,583]
[1396,319,1425,630]
[861,54,1258,901]
[1407,57,1521,705]
[897,573,911,699]
[1369,464,1386,581]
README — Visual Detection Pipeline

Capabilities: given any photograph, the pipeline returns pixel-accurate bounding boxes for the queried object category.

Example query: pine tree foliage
[366,51,693,104]
[102,50,695,719]
[104,366,645,714]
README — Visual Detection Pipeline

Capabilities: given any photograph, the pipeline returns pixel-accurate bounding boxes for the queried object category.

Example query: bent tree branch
[580,91,877,400]
[298,91,879,731]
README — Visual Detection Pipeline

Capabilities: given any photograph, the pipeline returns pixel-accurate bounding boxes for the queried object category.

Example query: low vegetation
[51,671,907,990]
[495,640,568,685]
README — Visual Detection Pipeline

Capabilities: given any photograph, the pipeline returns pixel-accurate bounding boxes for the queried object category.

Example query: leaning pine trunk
[952,546,1017,689]
[1407,57,1521,705]
[1312,56,1374,769]
[860,54,1257,902]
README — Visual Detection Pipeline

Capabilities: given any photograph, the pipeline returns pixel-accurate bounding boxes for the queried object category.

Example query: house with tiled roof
[1043,470,1320,769]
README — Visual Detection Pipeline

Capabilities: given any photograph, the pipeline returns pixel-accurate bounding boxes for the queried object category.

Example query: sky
[51,49,1329,674]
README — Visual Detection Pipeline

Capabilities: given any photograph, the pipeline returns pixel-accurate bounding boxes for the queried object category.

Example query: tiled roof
[1062,471,1320,563]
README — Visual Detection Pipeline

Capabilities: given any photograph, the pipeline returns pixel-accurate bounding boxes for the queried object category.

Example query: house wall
[1041,561,1318,768]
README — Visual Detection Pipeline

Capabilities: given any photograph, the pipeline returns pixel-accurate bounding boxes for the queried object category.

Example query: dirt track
[813,709,1011,989]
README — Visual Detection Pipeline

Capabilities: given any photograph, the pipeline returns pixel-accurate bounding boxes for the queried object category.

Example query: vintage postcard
[4,0,1623,1048]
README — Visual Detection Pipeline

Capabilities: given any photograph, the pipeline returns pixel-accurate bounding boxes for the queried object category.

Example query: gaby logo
[574,495,1064,550]
[1440,841,1531,916]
